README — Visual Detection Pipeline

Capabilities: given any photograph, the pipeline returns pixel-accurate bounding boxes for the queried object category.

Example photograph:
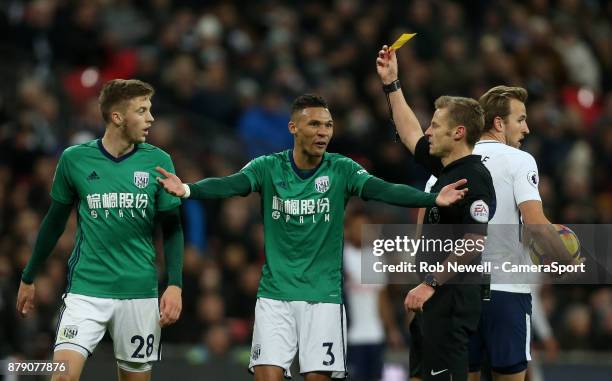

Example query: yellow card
[389,33,417,51]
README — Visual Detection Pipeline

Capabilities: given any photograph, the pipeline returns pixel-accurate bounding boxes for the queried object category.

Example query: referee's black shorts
[421,284,481,381]
[409,312,423,379]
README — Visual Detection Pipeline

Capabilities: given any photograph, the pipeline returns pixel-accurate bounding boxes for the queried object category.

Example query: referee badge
[470,200,489,223]
[133,171,150,189]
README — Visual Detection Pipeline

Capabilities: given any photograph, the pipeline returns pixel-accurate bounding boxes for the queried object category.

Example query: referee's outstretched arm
[376,45,424,153]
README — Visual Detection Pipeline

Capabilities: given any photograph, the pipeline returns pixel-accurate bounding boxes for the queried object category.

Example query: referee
[376,45,496,381]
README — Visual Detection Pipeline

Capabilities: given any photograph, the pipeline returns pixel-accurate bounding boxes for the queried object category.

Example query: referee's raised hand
[435,178,468,206]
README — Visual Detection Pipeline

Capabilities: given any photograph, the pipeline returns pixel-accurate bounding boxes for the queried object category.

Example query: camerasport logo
[470,200,489,223]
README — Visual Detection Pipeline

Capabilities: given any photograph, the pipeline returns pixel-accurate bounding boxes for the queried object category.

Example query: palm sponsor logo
[271,196,331,224]
[86,192,149,219]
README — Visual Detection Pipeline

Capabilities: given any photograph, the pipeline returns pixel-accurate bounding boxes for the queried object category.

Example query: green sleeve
[239,156,267,192]
[50,151,77,204]
[22,200,73,284]
[187,172,252,199]
[342,157,374,197]
[156,154,182,211]
[157,207,184,287]
[361,176,438,207]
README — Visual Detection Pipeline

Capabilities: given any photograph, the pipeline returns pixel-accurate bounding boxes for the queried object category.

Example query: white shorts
[54,293,161,363]
[249,297,347,378]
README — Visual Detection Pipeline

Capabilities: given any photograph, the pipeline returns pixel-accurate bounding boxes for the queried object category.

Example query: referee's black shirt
[414,136,496,280]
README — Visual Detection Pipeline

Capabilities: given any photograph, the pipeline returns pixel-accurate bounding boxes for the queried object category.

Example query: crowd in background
[0,0,611,366]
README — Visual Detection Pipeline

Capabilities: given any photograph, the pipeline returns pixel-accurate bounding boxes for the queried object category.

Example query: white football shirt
[474,140,541,293]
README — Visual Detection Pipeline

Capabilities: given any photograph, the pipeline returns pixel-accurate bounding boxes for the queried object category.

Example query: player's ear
[455,125,466,141]
[494,116,503,132]
[288,120,297,135]
[111,111,123,127]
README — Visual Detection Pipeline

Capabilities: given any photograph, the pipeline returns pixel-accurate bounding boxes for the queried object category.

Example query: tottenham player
[466,86,571,381]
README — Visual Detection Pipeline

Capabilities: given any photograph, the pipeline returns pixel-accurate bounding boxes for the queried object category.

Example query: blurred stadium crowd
[0,0,611,366]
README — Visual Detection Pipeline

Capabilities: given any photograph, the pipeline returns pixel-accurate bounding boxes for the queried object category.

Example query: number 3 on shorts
[131,334,155,359]
[322,342,335,366]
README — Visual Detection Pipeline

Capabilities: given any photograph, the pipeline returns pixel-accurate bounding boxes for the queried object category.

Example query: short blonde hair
[479,86,528,132]
[99,79,154,123]
[434,96,485,147]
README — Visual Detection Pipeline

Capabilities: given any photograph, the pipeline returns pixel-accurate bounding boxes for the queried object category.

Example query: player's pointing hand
[435,178,468,207]
[156,166,186,197]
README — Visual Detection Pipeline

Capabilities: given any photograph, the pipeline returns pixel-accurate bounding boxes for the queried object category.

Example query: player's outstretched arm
[361,177,467,208]
[17,200,72,317]
[156,167,251,199]
[376,45,424,153]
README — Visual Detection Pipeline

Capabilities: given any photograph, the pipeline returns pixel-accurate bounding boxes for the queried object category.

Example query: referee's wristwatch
[423,274,439,289]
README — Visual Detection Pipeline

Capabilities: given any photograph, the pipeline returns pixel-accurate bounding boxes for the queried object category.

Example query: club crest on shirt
[133,171,150,189]
[315,176,330,193]
[60,325,78,340]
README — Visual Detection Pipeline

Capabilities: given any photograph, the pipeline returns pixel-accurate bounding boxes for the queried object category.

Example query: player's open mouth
[314,142,327,148]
